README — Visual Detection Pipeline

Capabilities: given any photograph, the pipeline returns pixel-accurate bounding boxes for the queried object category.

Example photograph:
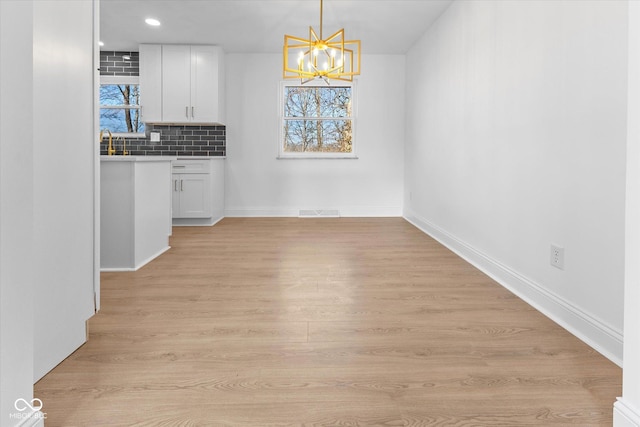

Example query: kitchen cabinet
[172,158,225,226]
[162,45,192,122]
[139,44,225,124]
[139,44,162,122]
[101,156,174,271]
[172,172,212,218]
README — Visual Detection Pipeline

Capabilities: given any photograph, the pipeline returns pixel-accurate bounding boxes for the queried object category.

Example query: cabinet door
[178,173,212,218]
[139,44,162,122]
[171,174,181,218]
[191,45,219,122]
[162,45,192,122]
[210,159,225,221]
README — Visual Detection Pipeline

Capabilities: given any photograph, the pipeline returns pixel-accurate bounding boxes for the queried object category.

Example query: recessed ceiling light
[145,18,161,26]
[99,41,104,46]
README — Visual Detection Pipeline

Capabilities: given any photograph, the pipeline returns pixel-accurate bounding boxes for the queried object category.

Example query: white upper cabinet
[191,45,222,122]
[140,44,225,124]
[162,45,192,122]
[139,44,163,122]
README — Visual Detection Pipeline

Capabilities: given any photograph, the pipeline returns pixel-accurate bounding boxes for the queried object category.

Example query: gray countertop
[176,156,226,160]
[101,156,225,162]
[100,156,177,162]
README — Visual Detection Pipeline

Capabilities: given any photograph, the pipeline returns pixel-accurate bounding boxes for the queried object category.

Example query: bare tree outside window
[100,84,144,134]
[283,86,353,154]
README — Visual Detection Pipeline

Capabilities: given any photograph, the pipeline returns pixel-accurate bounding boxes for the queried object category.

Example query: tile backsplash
[100,123,226,157]
[100,51,139,76]
[100,124,226,157]
[99,51,226,157]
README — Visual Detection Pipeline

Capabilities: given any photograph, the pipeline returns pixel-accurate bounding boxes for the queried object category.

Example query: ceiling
[100,0,453,54]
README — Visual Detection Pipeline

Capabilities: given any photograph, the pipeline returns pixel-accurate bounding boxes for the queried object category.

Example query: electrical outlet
[550,244,564,270]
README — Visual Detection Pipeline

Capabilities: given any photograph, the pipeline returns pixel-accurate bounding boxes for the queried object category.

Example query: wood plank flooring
[34,218,621,426]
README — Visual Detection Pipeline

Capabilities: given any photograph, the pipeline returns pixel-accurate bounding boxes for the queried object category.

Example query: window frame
[99,75,145,138]
[278,80,358,159]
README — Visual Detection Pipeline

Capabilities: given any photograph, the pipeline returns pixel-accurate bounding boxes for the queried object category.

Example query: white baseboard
[100,246,171,272]
[404,210,623,367]
[100,267,136,272]
[172,216,224,227]
[225,206,402,218]
[33,316,87,381]
[134,246,171,271]
[615,399,640,427]
[225,208,297,217]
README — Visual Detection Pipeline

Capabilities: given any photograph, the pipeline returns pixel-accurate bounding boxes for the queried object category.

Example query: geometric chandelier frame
[283,0,361,84]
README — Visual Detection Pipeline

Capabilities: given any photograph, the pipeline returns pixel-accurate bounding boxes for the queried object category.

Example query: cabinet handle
[185,106,189,118]
[191,106,194,118]
[174,179,178,191]
[181,179,184,191]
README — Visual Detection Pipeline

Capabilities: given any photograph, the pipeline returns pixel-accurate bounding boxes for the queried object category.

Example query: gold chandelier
[283,0,361,83]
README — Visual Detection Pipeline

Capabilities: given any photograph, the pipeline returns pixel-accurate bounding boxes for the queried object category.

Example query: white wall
[404,0,628,364]
[615,1,640,425]
[2,0,98,418]
[225,54,405,217]
[0,2,38,425]
[32,0,97,381]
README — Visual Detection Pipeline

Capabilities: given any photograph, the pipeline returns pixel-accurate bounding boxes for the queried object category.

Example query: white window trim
[100,76,139,85]
[277,80,358,159]
[99,75,145,138]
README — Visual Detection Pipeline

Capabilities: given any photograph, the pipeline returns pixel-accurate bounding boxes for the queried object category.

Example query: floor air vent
[298,209,341,218]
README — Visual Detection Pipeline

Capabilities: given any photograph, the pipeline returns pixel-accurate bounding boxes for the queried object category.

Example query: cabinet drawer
[172,160,210,174]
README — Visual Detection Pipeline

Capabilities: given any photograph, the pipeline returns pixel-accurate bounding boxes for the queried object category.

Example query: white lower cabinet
[101,157,174,271]
[172,158,225,225]
[172,173,211,218]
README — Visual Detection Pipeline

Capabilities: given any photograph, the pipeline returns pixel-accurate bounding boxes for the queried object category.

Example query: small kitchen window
[99,76,145,137]
[279,82,356,158]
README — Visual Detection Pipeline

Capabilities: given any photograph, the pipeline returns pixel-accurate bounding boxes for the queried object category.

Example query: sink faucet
[99,129,117,156]
[120,137,129,156]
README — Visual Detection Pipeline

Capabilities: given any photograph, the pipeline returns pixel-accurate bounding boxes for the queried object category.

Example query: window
[280,83,355,158]
[99,76,144,136]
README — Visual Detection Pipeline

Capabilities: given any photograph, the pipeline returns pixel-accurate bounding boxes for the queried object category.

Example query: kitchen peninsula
[100,156,175,271]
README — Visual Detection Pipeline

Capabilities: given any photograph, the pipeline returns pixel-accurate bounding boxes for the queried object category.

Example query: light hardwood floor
[35,218,621,426]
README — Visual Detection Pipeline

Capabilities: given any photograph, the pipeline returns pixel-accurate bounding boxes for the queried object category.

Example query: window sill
[277,155,359,160]
[109,132,146,139]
